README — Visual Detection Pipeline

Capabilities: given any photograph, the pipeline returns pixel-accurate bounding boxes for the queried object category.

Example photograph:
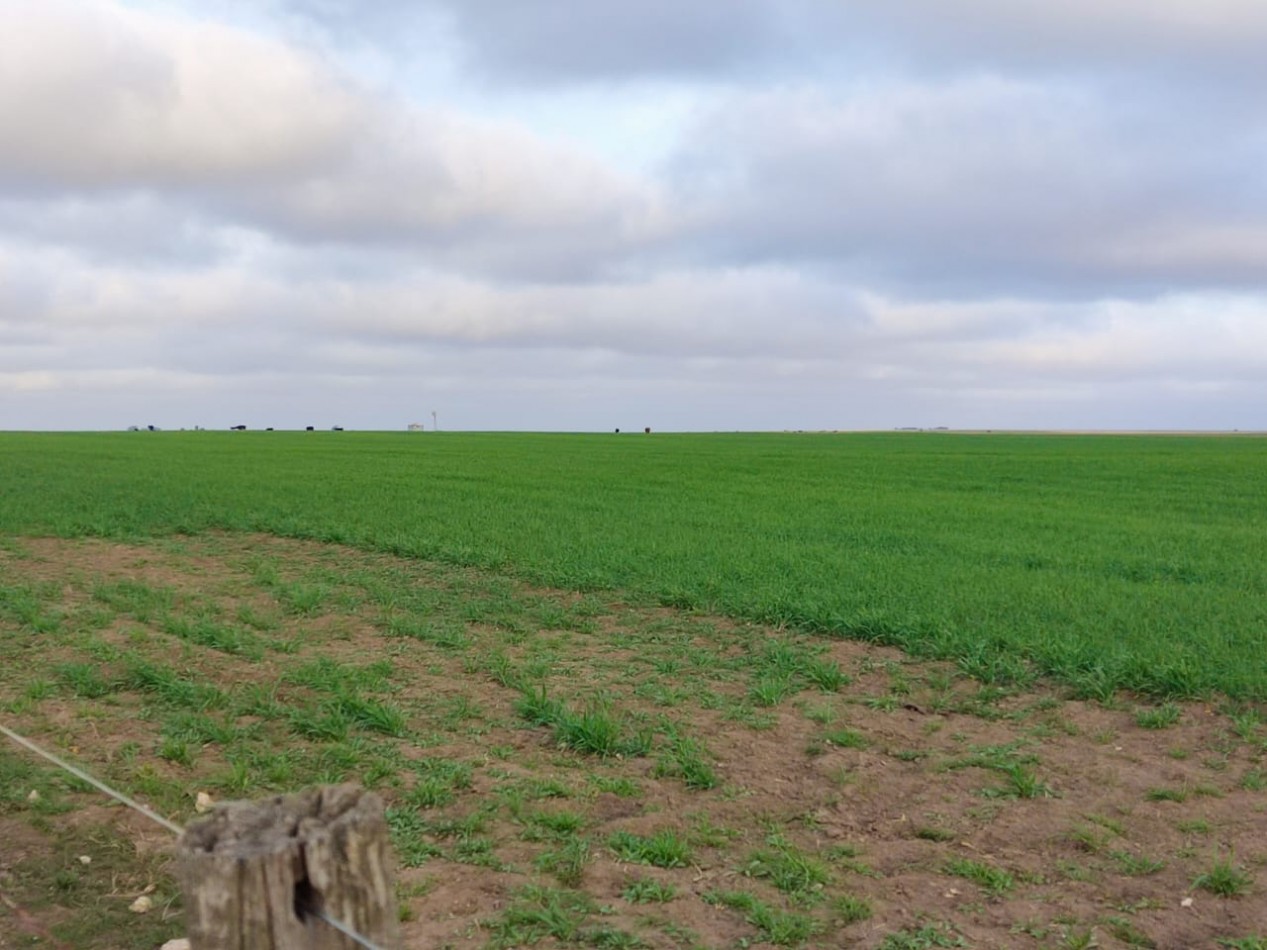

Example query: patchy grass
[704,889,820,946]
[5,431,1267,700]
[744,834,832,905]
[607,830,692,869]
[944,856,1015,896]
[1193,855,1253,897]
[2,534,1267,949]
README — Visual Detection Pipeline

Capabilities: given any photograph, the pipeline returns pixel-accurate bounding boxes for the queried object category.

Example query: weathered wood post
[176,784,399,949]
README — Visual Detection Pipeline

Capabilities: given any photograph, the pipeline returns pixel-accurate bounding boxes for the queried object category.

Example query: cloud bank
[1,0,1264,430]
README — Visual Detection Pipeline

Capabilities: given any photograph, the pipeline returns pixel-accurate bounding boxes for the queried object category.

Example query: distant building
[408,422,424,432]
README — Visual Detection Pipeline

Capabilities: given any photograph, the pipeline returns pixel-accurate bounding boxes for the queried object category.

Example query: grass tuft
[653,731,718,790]
[703,890,819,947]
[622,877,677,904]
[1135,703,1182,730]
[608,830,692,869]
[744,835,831,904]
[944,856,1014,896]
[1193,855,1252,897]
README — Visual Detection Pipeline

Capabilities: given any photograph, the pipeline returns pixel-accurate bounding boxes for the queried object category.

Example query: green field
[4,431,1267,948]
[3,431,1266,698]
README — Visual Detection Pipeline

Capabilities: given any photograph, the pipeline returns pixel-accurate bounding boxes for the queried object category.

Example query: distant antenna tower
[432,410,438,432]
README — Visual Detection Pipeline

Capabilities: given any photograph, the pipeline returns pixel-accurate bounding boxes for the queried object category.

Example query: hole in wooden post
[293,876,321,922]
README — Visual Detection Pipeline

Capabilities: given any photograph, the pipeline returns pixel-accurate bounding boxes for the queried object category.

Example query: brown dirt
[1,535,1265,949]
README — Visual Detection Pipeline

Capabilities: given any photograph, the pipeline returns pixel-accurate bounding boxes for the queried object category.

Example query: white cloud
[3,0,1266,431]
[0,0,360,186]
[292,0,1267,87]
[668,78,1267,295]
[0,0,667,280]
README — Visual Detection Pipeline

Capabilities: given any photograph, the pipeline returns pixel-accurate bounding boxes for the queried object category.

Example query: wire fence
[0,721,388,950]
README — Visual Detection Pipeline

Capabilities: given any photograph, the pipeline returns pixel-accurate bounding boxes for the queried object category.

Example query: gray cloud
[276,0,785,82]
[4,0,1266,432]
[433,0,785,83]
[0,194,239,267]
[666,79,1267,298]
[830,1,1267,85]
[282,0,1267,87]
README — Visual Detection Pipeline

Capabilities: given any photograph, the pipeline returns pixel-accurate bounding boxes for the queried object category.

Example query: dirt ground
[1,535,1264,949]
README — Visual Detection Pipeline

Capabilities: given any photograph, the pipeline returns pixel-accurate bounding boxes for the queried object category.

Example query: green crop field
[5,430,1267,949]
[4,430,1265,699]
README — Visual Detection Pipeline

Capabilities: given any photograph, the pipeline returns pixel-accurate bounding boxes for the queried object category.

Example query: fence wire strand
[0,722,184,836]
[1,721,389,950]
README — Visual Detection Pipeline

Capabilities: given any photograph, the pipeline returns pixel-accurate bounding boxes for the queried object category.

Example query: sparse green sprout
[590,775,640,797]
[608,830,692,869]
[944,856,1014,895]
[484,650,521,688]
[55,662,116,698]
[622,877,677,904]
[653,732,718,790]
[403,777,455,809]
[386,808,443,867]
[1067,825,1110,854]
[864,694,900,712]
[832,893,873,925]
[1110,850,1166,876]
[804,657,849,692]
[824,727,869,749]
[514,683,565,726]
[986,763,1054,800]
[329,694,407,736]
[536,835,590,887]
[804,704,835,724]
[703,890,819,947]
[750,674,798,707]
[553,706,652,758]
[1135,703,1182,730]
[744,836,831,903]
[523,810,585,839]
[275,582,329,616]
[487,884,595,947]
[157,737,193,767]
[1104,916,1152,947]
[1193,856,1252,897]
[1229,710,1263,742]
[553,705,623,756]
[877,922,967,949]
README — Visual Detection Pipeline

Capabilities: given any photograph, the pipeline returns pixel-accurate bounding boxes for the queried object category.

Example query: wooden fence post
[176,784,399,949]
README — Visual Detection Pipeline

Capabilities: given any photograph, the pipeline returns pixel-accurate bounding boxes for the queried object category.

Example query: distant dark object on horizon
[230,425,246,431]
[615,428,620,433]
[644,427,651,434]
[265,427,274,431]
[332,426,344,431]
[306,426,314,431]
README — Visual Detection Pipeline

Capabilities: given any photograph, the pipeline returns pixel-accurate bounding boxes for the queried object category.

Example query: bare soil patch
[1,535,1265,949]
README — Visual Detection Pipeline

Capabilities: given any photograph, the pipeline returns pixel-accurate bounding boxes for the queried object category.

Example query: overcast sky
[3,0,1266,431]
